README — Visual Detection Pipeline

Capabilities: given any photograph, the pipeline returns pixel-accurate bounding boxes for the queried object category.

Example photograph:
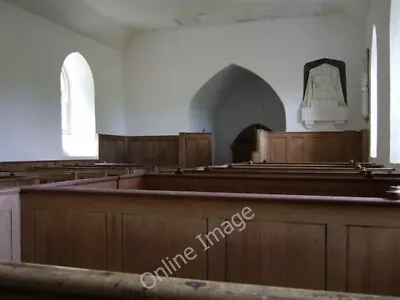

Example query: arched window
[60,66,71,135]
[370,25,378,159]
[60,52,98,158]
[390,0,400,163]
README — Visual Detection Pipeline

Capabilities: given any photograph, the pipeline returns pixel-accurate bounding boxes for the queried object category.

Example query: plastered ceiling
[2,0,369,49]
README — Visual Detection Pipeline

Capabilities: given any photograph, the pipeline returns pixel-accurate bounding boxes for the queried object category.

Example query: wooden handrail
[0,262,397,299]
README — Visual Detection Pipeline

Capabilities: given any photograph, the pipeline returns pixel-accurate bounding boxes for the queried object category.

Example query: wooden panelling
[269,137,287,163]
[226,221,326,290]
[69,212,107,270]
[0,210,12,261]
[98,134,127,163]
[362,128,370,161]
[33,209,69,266]
[142,173,399,197]
[348,227,400,296]
[99,133,211,168]
[127,136,180,165]
[258,131,363,163]
[18,188,400,297]
[121,214,207,279]
[32,209,107,269]
[0,191,20,262]
[179,133,212,168]
[0,160,96,172]
[0,177,40,190]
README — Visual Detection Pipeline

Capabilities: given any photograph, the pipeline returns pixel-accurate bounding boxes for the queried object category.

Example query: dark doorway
[231,124,272,163]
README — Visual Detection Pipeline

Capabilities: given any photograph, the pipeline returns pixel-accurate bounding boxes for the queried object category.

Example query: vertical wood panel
[181,133,212,168]
[127,136,180,166]
[33,209,69,266]
[270,138,287,163]
[121,214,207,280]
[226,221,326,290]
[69,212,107,270]
[287,137,305,163]
[107,213,122,271]
[98,134,127,163]
[207,219,226,282]
[326,225,347,292]
[348,227,400,296]
[262,131,363,163]
[0,211,12,261]
[361,129,370,161]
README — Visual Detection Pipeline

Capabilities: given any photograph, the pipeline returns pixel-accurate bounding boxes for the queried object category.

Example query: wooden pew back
[16,187,400,297]
[140,173,400,197]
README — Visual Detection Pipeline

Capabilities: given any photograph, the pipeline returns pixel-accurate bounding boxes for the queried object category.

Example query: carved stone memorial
[301,58,348,129]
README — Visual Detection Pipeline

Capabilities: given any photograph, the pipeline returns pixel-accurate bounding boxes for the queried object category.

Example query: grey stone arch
[189,64,286,164]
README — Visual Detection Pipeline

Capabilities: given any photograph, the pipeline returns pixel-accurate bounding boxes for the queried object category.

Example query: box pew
[233,161,383,168]
[0,175,40,190]
[0,175,134,263]
[16,186,400,297]
[190,166,398,178]
[139,173,400,197]
[0,262,397,300]
[222,164,389,172]
[0,189,20,263]
[6,170,122,184]
[31,166,132,176]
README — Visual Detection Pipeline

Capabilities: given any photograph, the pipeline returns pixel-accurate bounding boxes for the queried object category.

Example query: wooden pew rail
[1,262,395,300]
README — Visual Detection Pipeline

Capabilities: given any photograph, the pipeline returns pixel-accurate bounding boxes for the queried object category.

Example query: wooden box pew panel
[31,166,132,176]
[0,176,40,190]
[17,187,400,297]
[139,173,400,197]
[232,161,383,168]
[2,262,397,300]
[0,159,97,172]
[219,164,386,171]
[190,167,398,177]
[8,170,124,183]
[0,176,128,263]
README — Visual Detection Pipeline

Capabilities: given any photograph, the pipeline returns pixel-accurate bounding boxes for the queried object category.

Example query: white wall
[365,0,391,166]
[123,14,365,136]
[390,0,400,164]
[0,1,126,161]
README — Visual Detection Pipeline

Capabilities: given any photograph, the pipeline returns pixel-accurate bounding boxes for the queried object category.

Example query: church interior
[1,0,400,299]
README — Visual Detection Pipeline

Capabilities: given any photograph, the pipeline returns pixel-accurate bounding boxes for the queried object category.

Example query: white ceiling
[2,0,370,49]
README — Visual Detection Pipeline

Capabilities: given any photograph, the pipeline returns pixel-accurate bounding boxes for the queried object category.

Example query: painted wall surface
[123,14,365,136]
[390,0,400,164]
[0,2,126,161]
[365,0,391,166]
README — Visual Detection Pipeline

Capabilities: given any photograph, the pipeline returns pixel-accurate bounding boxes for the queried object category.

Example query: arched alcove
[231,124,271,163]
[60,52,97,158]
[189,64,286,164]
